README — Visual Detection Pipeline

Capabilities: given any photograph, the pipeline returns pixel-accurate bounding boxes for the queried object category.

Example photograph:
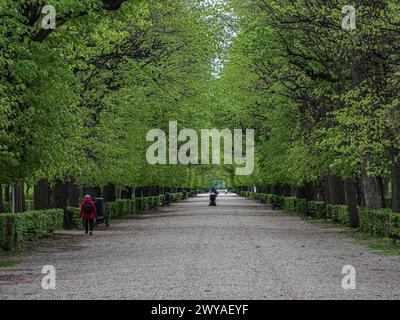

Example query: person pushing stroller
[209,187,218,206]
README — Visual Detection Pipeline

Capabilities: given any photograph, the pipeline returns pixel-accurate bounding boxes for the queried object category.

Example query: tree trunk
[50,180,68,210]
[281,184,291,196]
[13,183,20,212]
[21,181,26,212]
[132,187,136,198]
[345,179,359,228]
[0,184,3,212]
[327,175,346,205]
[92,187,102,198]
[14,184,20,212]
[391,157,400,213]
[34,179,50,210]
[4,185,10,202]
[16,181,25,212]
[296,187,306,199]
[316,176,327,201]
[11,185,15,213]
[135,187,143,198]
[68,181,80,207]
[103,184,116,202]
[361,155,383,209]
[382,178,389,199]
[304,182,316,201]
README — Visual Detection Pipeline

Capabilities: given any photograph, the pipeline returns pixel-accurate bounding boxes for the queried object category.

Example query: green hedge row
[1,191,192,215]
[0,209,63,251]
[170,192,184,203]
[106,199,138,219]
[359,208,390,237]
[65,207,82,229]
[307,201,327,219]
[282,197,307,216]
[327,204,349,224]
[240,192,306,215]
[67,192,188,228]
[240,191,400,241]
[1,192,193,249]
[25,200,34,211]
[0,200,35,213]
[107,193,185,217]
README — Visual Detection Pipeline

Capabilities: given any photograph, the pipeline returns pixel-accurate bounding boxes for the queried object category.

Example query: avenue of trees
[215,0,400,226]
[1,0,400,230]
[0,0,225,211]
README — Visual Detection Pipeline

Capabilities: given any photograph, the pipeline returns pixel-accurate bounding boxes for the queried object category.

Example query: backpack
[84,201,93,215]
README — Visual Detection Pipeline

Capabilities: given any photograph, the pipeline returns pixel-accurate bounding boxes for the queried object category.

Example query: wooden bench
[148,199,156,209]
[272,200,282,210]
[302,204,318,220]
[162,193,171,206]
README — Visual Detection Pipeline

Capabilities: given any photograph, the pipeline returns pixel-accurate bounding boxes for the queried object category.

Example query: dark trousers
[84,219,94,233]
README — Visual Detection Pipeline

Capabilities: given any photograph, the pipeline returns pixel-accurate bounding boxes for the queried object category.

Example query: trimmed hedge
[258,193,274,204]
[358,208,400,240]
[384,197,392,209]
[105,199,137,219]
[389,213,400,240]
[283,197,307,216]
[239,191,250,198]
[0,201,10,213]
[265,194,274,204]
[0,192,195,250]
[307,201,326,219]
[271,194,283,206]
[241,191,400,242]
[171,192,183,203]
[327,204,349,225]
[0,209,63,251]
[282,196,297,212]
[25,200,34,211]
[103,192,186,219]
[65,207,82,229]
[243,192,327,218]
[359,208,390,237]
[0,200,36,213]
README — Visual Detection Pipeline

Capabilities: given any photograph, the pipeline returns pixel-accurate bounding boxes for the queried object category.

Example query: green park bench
[162,193,171,206]
[302,203,318,220]
[272,198,283,210]
[95,198,109,227]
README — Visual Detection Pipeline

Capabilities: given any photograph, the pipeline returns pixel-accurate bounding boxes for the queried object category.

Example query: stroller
[209,192,217,206]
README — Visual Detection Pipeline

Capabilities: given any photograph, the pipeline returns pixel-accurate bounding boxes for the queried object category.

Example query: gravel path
[1,193,400,300]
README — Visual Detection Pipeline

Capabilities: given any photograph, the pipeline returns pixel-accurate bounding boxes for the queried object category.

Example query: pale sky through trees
[198,0,238,77]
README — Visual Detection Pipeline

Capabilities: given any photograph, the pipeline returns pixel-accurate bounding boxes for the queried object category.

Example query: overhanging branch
[32,0,129,42]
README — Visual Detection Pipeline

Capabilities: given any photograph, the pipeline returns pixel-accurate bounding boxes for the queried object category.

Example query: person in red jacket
[80,195,97,235]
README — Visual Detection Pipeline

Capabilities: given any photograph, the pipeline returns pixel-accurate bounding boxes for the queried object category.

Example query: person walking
[80,195,97,235]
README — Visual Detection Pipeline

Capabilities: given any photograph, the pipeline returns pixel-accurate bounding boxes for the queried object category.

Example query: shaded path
[1,194,400,299]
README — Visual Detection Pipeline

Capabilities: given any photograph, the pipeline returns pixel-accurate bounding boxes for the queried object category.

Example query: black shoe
[90,231,93,235]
